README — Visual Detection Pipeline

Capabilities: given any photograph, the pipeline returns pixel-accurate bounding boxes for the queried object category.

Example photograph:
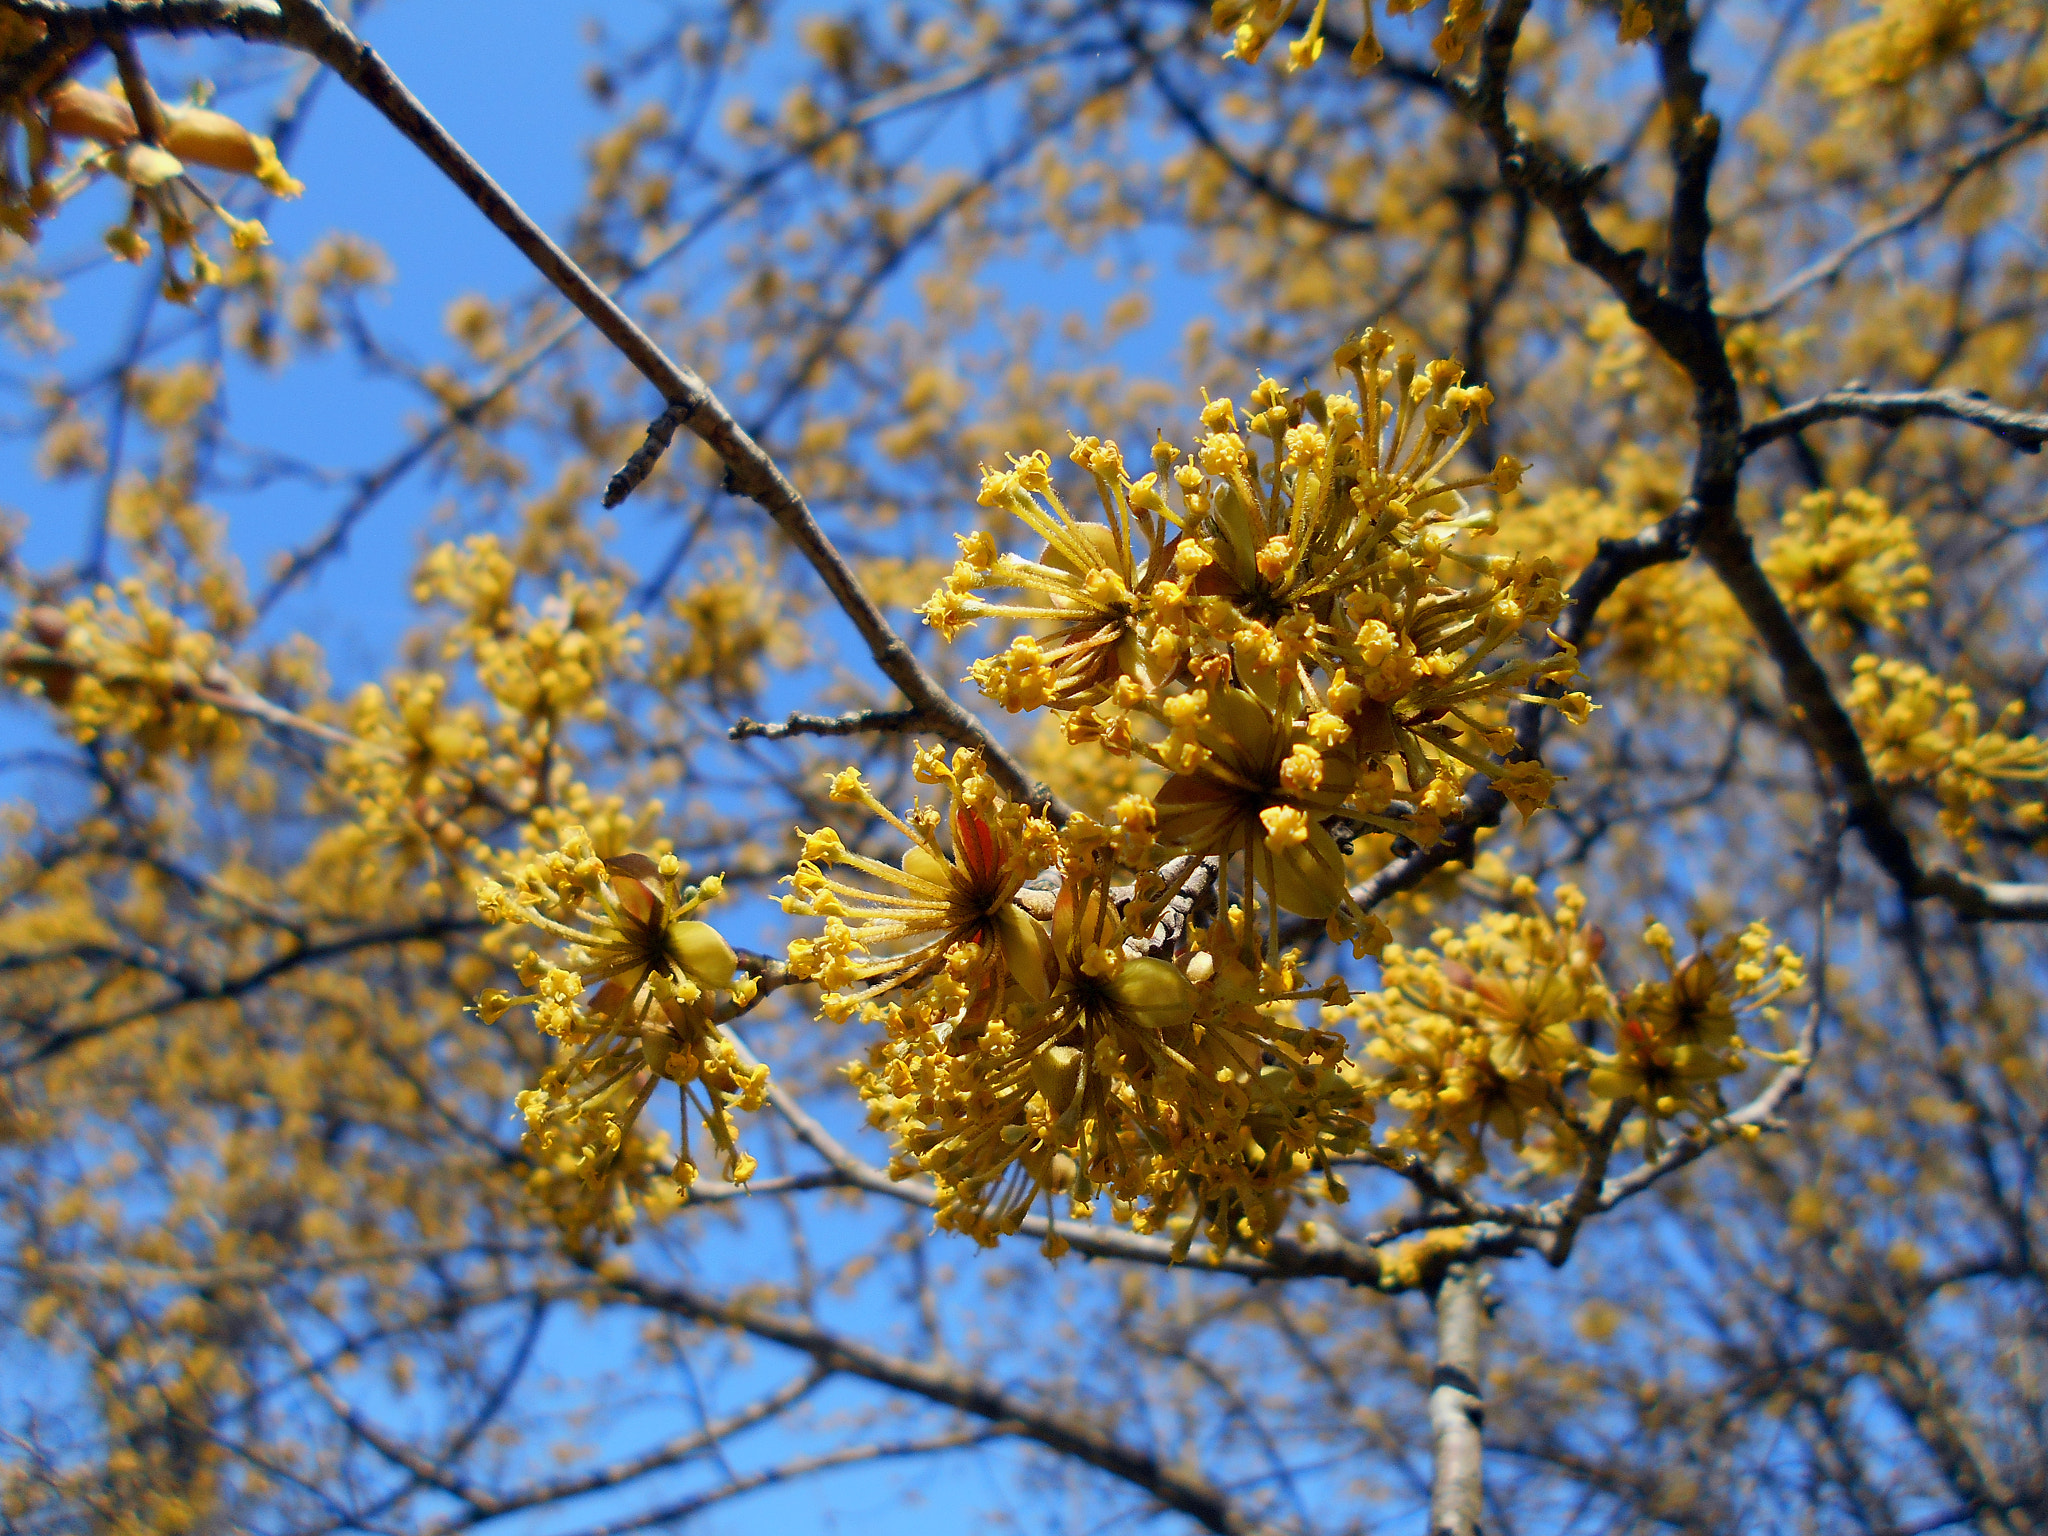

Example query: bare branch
[528,1434,1000,1536]
[1125,21,1376,234]
[257,31,1095,610]
[1427,1262,1487,1536]
[729,707,933,742]
[105,33,165,141]
[1741,385,2048,458]
[1723,110,2048,325]
[601,1268,1291,1536]
[5,914,486,1068]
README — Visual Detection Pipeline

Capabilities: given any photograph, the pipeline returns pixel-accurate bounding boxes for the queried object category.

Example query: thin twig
[599,1266,1285,1536]
[728,707,932,743]
[1741,385,2048,458]
[1721,110,2048,324]
[106,33,164,142]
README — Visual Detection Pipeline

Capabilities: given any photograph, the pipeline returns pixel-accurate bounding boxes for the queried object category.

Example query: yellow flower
[475,830,764,1241]
[1589,918,1805,1148]
[1350,883,1609,1173]
[930,437,1180,711]
[784,747,1058,1028]
[1848,656,2048,850]
[852,834,1370,1257]
[1763,489,1929,649]
[1151,685,1357,929]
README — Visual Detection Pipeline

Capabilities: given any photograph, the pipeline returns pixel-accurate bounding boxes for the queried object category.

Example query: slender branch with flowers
[8,1,2048,1531]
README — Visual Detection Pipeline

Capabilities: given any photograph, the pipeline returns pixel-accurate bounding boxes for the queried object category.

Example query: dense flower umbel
[842,820,1371,1256]
[927,333,1583,954]
[1336,881,1806,1174]
[1588,919,1806,1149]
[6,582,245,773]
[923,439,1177,712]
[1762,489,1930,649]
[475,830,764,1243]
[1847,656,2048,850]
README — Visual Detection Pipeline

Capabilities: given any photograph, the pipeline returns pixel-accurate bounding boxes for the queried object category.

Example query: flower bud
[668,919,737,989]
[1029,1044,1083,1114]
[44,83,137,145]
[109,142,184,189]
[1105,957,1195,1031]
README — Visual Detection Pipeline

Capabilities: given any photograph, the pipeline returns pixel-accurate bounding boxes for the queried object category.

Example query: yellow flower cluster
[475,829,764,1244]
[925,334,1582,949]
[4,72,302,302]
[1340,881,1805,1171]
[794,748,1372,1255]
[652,557,801,700]
[1848,656,2048,849]
[4,584,244,772]
[784,747,1061,1027]
[330,673,494,871]
[1812,0,1982,93]
[1762,489,1929,649]
[1207,0,1487,72]
[415,535,639,726]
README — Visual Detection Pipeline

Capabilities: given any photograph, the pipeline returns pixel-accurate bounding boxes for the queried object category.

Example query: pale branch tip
[728,706,932,742]
[1917,869,2048,923]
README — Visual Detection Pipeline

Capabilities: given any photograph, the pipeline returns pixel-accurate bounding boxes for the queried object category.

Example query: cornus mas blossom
[783,746,1061,1028]
[1847,656,2048,850]
[475,829,763,1243]
[774,331,1642,1259]
[2,57,303,301]
[1762,488,1931,649]
[1207,0,1492,72]
[927,332,1583,954]
[815,769,1374,1257]
[6,586,245,773]
[1339,880,1806,1174]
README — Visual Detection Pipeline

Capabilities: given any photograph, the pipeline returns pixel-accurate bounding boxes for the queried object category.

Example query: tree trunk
[1429,1262,1487,1536]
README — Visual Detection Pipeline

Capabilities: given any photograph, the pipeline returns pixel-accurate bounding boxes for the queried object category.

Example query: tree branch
[1722,110,2048,325]
[599,1270,1288,1536]
[729,707,933,742]
[1740,386,2048,458]
[1427,1262,1487,1536]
